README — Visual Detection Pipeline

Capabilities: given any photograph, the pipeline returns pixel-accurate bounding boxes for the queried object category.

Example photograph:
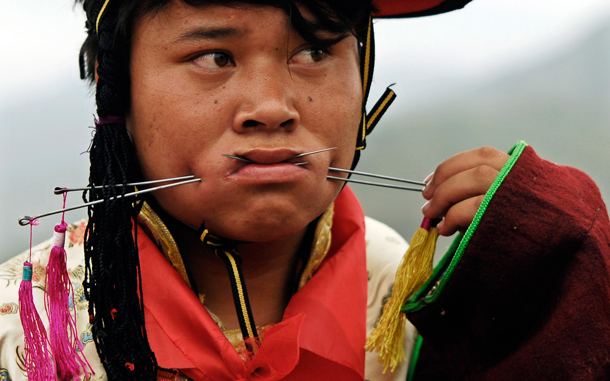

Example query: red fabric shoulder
[138,186,368,380]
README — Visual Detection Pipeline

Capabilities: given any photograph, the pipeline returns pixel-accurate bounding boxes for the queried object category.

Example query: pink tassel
[19,261,56,381]
[45,222,91,380]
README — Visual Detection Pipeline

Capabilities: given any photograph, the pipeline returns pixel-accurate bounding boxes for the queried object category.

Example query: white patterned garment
[0,221,106,381]
[0,218,415,381]
[364,217,416,381]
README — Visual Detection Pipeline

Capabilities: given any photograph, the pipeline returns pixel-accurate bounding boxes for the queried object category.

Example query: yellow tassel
[365,217,439,373]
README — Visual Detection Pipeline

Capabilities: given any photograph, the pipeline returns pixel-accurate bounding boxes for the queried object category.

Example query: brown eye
[290,48,327,65]
[193,52,233,69]
[213,53,230,67]
[309,49,325,62]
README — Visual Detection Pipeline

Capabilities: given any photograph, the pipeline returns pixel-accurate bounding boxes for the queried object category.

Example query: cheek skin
[128,68,226,183]
[324,61,362,170]
[126,6,363,242]
[215,54,360,240]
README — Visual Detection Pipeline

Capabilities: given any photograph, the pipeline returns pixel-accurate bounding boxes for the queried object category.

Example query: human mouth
[223,147,336,182]
[223,147,337,165]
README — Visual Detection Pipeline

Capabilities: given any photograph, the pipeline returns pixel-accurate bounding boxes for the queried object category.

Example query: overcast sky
[2,0,610,100]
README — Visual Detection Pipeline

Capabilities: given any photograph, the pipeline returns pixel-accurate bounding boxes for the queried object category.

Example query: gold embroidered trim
[298,204,334,289]
[137,201,335,341]
[137,202,192,288]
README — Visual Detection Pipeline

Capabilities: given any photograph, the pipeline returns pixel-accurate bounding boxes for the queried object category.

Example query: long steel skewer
[53,175,197,194]
[328,167,425,187]
[223,148,425,190]
[326,175,424,192]
[18,178,201,226]
[19,148,426,226]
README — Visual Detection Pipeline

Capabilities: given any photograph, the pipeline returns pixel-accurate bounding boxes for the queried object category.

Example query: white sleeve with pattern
[364,216,418,381]
[0,221,106,381]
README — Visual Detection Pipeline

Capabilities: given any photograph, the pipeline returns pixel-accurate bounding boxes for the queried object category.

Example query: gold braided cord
[200,229,223,247]
[366,90,396,131]
[95,0,111,34]
[357,114,367,150]
[224,251,256,339]
[357,17,373,149]
[362,16,373,95]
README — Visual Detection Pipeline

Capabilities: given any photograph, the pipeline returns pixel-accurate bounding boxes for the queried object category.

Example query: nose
[233,70,299,133]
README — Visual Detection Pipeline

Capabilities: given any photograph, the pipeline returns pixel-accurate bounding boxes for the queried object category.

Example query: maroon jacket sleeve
[406,144,610,379]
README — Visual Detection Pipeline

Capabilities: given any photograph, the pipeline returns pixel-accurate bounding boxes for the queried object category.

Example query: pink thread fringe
[19,262,56,381]
[45,222,92,380]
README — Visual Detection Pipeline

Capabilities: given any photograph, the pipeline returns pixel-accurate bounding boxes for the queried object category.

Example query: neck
[162,212,310,331]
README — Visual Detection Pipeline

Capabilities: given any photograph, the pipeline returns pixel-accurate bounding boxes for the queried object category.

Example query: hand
[421,146,509,236]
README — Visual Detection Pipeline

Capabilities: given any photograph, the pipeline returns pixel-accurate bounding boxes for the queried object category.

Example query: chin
[208,202,325,243]
[211,213,311,243]
[168,178,341,241]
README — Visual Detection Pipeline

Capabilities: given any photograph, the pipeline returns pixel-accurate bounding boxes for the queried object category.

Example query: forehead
[132,0,354,49]
[137,2,326,42]
[138,4,275,37]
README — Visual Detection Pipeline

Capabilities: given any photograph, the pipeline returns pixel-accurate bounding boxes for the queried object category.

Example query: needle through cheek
[222,147,426,192]
[21,147,425,225]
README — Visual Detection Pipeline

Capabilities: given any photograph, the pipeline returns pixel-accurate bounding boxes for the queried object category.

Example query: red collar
[139,187,367,380]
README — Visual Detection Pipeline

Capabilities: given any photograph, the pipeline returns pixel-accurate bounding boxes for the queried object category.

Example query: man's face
[127,1,362,242]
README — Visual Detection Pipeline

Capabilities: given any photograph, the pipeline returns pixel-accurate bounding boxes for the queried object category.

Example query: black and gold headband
[356,15,397,151]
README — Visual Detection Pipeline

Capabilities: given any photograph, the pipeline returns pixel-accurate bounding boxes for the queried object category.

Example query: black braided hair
[81,1,158,379]
[78,0,373,85]
[76,1,372,379]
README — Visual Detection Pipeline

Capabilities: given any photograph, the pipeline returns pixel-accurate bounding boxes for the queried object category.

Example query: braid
[75,1,374,379]
[82,1,158,379]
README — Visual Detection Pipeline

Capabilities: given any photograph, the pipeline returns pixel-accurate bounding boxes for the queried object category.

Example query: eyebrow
[175,27,245,43]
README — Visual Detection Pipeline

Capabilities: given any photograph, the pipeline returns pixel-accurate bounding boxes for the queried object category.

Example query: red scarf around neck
[138,186,368,380]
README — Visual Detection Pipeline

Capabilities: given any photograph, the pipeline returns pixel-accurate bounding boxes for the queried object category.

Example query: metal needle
[54,175,197,194]
[19,177,201,226]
